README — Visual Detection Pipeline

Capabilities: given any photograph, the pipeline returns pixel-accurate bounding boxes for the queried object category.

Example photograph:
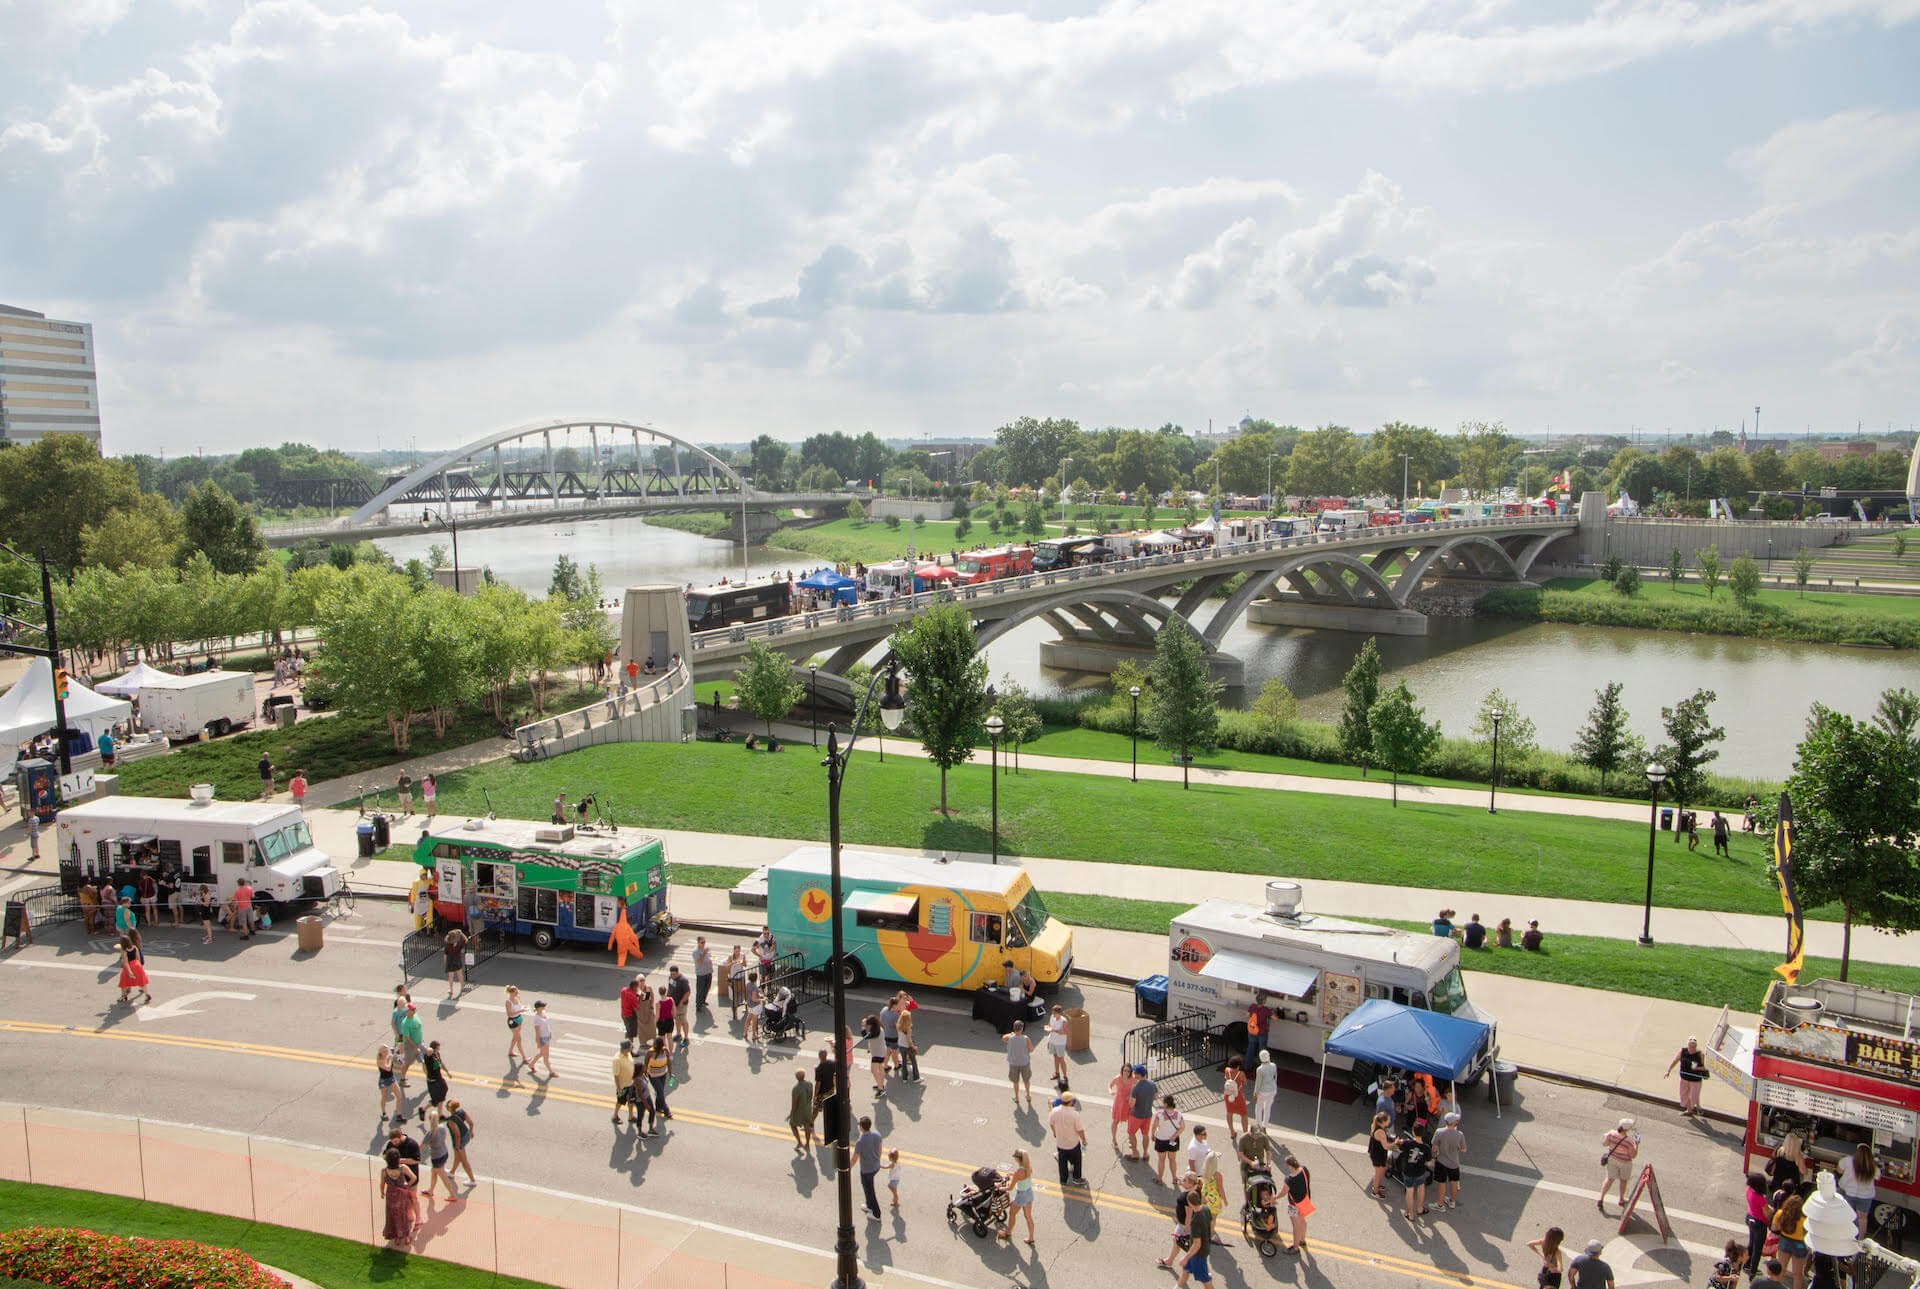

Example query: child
[532,1001,557,1078]
[886,1148,902,1209]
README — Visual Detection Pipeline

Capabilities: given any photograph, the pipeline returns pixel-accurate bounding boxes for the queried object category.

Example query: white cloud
[1735,109,1920,208]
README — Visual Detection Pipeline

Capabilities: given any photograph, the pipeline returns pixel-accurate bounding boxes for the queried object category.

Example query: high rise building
[0,303,102,447]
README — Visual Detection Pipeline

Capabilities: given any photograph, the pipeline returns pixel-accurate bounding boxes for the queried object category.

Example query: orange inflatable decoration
[607,904,641,967]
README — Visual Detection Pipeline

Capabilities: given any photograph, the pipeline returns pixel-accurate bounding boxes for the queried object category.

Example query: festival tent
[1312,998,1499,1138]
[797,569,860,606]
[0,658,132,747]
[95,662,188,698]
[1135,530,1181,549]
[914,564,958,583]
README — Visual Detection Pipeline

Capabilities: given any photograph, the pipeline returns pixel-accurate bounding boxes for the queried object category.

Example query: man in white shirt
[1186,1124,1212,1177]
[1048,1091,1087,1185]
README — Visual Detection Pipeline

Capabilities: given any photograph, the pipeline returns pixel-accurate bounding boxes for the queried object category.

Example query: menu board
[1758,1080,1917,1137]
[1320,971,1363,1026]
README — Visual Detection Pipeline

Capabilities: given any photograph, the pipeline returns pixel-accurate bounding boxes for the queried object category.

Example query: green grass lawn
[770,509,1196,566]
[428,742,1809,919]
[1547,576,1920,622]
[0,1182,555,1289]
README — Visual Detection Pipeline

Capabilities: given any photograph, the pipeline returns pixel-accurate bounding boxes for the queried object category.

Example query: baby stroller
[946,1166,1011,1238]
[761,993,807,1043]
[1241,1168,1282,1257]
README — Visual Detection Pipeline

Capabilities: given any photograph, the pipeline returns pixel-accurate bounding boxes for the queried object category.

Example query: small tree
[1251,677,1298,735]
[1182,498,1199,526]
[1894,531,1909,561]
[1022,499,1047,538]
[1655,688,1725,816]
[1666,547,1685,585]
[889,603,990,814]
[1337,637,1382,775]
[1573,681,1634,796]
[1148,620,1221,789]
[990,675,1042,774]
[549,554,582,601]
[885,513,902,530]
[1370,680,1440,806]
[1613,564,1641,597]
[846,498,866,524]
[1599,552,1623,584]
[955,517,973,541]
[1728,554,1761,609]
[1471,689,1537,767]
[1696,545,1722,600]
[734,640,805,740]
[1792,546,1815,595]
[1139,487,1156,526]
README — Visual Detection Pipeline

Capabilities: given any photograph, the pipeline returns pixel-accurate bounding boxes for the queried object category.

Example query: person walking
[443,927,468,999]
[1046,1005,1071,1085]
[530,1001,556,1078]
[1176,1181,1216,1289]
[814,1047,845,1148]
[692,936,713,1011]
[505,985,529,1066]
[1252,1050,1277,1126]
[619,976,642,1046]
[667,966,692,1047]
[886,1149,902,1210]
[379,1150,418,1246]
[1000,1148,1036,1245]
[645,1037,673,1123]
[1711,811,1730,857]
[895,992,920,1081]
[855,1117,885,1221]
[422,1039,451,1113]
[1003,1021,1038,1109]
[395,1003,424,1092]
[864,1015,889,1095]
[114,935,151,1006]
[1528,1227,1567,1289]
[1151,1094,1185,1186]
[1127,1066,1157,1160]
[420,1108,460,1202]
[612,1043,637,1128]
[1666,1037,1709,1117]
[444,1100,476,1187]
[1432,1112,1467,1210]
[289,769,307,807]
[258,752,276,800]
[1281,1154,1312,1255]
[878,997,902,1074]
[1109,1064,1137,1153]
[1220,1058,1248,1140]
[1049,1091,1087,1185]
[788,1070,815,1151]
[1569,1239,1616,1289]
[421,773,436,820]
[1599,1118,1640,1212]
[633,1052,660,1135]
[1158,1172,1202,1270]
[377,1042,400,1122]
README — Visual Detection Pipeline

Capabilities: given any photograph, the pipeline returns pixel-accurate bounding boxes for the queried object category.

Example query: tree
[1667,547,1684,586]
[1369,680,1440,806]
[310,570,432,750]
[955,517,972,541]
[1337,637,1382,775]
[990,675,1042,773]
[1654,689,1725,814]
[845,498,866,524]
[1785,698,1920,979]
[889,603,990,814]
[1454,421,1520,496]
[81,493,183,572]
[1573,682,1634,796]
[1148,620,1220,789]
[549,554,583,601]
[1356,422,1454,500]
[1893,532,1909,561]
[748,434,791,489]
[1286,426,1361,496]
[1139,487,1156,526]
[1470,689,1537,765]
[994,416,1083,489]
[1728,554,1761,609]
[1695,545,1722,600]
[1250,677,1298,734]
[0,433,143,574]
[1792,546,1816,595]
[1022,498,1046,538]
[177,482,264,575]
[1599,552,1624,584]
[734,640,806,740]
[1614,564,1642,597]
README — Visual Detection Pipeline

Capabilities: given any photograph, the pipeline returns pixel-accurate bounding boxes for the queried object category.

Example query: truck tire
[532,927,556,951]
[837,958,866,988]
[209,719,229,738]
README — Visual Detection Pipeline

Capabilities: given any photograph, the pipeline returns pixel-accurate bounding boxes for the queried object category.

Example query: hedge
[0,1227,286,1289]
[1478,586,1920,649]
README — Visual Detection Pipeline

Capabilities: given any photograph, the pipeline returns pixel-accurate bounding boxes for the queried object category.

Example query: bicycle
[324,874,357,918]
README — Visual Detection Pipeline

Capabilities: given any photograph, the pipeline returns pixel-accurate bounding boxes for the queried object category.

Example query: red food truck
[954,545,1034,584]
[1708,978,1920,1232]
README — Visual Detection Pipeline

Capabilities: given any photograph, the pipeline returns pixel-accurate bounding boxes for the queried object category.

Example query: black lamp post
[985,713,1004,864]
[810,665,819,748]
[1488,710,1503,814]
[822,658,906,1289]
[1639,762,1667,946]
[1129,685,1141,782]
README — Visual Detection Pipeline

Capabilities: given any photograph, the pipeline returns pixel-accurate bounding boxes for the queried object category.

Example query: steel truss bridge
[685,514,1578,685]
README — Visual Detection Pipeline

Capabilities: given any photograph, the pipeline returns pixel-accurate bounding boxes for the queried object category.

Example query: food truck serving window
[1757,1080,1918,1181]
[846,890,919,932]
[1198,950,1320,1000]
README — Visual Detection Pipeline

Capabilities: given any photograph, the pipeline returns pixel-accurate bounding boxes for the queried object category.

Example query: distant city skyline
[1,2,1915,456]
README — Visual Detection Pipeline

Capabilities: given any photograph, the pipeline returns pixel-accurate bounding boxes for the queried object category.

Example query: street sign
[1617,1164,1673,1242]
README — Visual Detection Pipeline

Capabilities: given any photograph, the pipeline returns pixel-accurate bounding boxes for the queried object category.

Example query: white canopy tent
[95,662,188,698]
[0,658,132,747]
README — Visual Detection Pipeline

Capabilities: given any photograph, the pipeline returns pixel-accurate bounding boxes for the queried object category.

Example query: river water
[375,516,1912,780]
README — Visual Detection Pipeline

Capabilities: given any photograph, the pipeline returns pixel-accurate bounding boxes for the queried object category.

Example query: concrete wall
[868,497,954,521]
[620,585,691,668]
[1571,492,1846,567]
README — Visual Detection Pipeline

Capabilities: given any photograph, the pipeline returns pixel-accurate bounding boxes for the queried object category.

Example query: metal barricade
[1119,1013,1231,1106]
[14,883,80,931]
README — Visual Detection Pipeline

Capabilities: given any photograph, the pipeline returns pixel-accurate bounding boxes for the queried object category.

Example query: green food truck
[415,818,672,949]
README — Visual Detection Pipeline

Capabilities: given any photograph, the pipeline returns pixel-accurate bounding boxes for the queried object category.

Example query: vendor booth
[0,659,130,751]
[1314,998,1499,1137]
[797,569,860,607]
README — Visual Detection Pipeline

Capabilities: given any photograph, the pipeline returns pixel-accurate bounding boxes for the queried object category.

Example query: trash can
[296,915,323,953]
[1065,1006,1091,1053]
[356,822,376,858]
[1659,806,1674,832]
[372,813,391,850]
[1488,1060,1520,1104]
[276,703,298,729]
[1134,974,1168,1021]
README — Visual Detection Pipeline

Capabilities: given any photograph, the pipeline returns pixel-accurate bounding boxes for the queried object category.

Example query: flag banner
[1771,792,1804,984]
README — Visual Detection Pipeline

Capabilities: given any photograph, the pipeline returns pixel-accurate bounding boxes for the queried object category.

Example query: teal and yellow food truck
[765,847,1074,989]
[415,819,671,949]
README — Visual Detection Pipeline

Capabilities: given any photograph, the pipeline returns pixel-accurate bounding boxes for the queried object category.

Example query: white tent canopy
[95,662,188,698]
[0,658,132,747]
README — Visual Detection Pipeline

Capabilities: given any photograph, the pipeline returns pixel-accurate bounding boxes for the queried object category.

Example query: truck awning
[1199,949,1320,999]
[844,890,918,919]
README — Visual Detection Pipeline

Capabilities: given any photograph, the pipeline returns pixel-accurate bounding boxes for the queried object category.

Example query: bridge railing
[511,662,686,761]
[687,514,1572,652]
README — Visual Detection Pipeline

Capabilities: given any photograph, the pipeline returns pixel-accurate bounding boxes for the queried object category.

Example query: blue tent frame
[797,570,860,606]
[1313,998,1499,1137]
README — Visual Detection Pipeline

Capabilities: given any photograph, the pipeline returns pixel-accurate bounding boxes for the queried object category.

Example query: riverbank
[1480,576,1920,647]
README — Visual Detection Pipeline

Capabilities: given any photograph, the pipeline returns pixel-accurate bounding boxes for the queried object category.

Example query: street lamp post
[1400,453,1412,508]
[810,665,819,749]
[1129,685,1141,782]
[985,713,1004,864]
[1639,763,1667,946]
[1267,454,1280,510]
[821,660,907,1289]
[1488,711,1503,814]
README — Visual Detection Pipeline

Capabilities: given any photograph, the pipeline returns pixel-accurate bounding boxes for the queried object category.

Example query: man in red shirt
[619,977,641,1045]
[234,880,255,940]
[1246,996,1272,1071]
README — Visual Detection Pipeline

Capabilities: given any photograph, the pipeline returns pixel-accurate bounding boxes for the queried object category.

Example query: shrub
[0,1226,286,1289]
[1613,565,1641,596]
[884,514,902,530]
[1598,552,1624,583]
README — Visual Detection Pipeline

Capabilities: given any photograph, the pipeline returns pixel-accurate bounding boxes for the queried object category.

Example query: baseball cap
[1586,1241,1605,1255]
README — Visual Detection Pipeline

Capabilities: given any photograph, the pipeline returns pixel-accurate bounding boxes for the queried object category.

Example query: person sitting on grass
[1520,920,1544,952]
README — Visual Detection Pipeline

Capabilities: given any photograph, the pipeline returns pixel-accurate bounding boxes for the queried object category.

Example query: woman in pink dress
[1109,1064,1137,1155]
[380,1150,418,1246]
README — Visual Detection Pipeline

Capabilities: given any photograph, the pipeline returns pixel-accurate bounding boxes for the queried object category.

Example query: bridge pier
[1245,599,1428,636]
[719,508,784,545]
[1037,638,1243,687]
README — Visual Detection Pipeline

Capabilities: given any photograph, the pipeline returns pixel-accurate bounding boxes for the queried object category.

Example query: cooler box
[1134,974,1169,1021]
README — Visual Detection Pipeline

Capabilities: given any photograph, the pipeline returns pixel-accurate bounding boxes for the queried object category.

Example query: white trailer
[1160,884,1498,1082]
[138,671,256,741]
[55,787,341,905]
[1315,508,1369,533]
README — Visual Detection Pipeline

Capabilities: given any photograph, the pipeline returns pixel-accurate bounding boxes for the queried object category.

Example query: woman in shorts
[377,1042,399,1121]
[505,985,529,1065]
[864,1015,888,1095]
[1151,1094,1185,1186]
[197,886,218,944]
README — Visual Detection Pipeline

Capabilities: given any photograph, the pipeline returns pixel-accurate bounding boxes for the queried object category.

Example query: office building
[0,303,103,447]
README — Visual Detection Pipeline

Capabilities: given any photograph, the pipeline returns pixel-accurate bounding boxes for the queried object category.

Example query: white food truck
[1156,884,1499,1082]
[55,787,342,906]
[138,671,257,740]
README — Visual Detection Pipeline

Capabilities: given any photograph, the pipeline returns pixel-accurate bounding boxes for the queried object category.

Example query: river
[375,516,1912,781]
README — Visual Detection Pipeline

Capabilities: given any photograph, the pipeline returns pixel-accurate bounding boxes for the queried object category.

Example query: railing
[1119,1013,1232,1107]
[512,663,686,761]
[688,514,1574,651]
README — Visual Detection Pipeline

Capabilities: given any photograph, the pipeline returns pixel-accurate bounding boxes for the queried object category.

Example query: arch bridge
[686,515,1577,686]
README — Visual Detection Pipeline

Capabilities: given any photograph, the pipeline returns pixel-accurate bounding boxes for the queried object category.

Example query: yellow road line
[0,1020,1522,1289]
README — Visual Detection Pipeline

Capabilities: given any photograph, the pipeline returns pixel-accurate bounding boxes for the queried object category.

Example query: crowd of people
[1431,909,1547,952]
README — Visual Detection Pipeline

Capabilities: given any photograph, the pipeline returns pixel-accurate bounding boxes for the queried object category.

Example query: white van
[1316,509,1369,533]
[55,789,341,905]
[1158,886,1498,1081]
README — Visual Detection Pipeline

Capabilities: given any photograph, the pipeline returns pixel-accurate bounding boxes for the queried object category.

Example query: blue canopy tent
[1313,999,1499,1138]
[797,569,860,606]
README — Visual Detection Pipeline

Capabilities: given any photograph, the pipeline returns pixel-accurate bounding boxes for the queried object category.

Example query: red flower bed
[0,1226,287,1289]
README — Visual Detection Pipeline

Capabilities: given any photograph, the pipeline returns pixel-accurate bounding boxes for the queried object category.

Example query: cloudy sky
[3,0,1917,457]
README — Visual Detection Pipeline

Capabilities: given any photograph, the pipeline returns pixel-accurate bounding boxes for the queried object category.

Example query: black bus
[1033,536,1115,572]
[686,579,793,630]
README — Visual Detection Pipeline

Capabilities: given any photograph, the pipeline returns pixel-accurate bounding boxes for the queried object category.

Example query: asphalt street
[0,903,1752,1289]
